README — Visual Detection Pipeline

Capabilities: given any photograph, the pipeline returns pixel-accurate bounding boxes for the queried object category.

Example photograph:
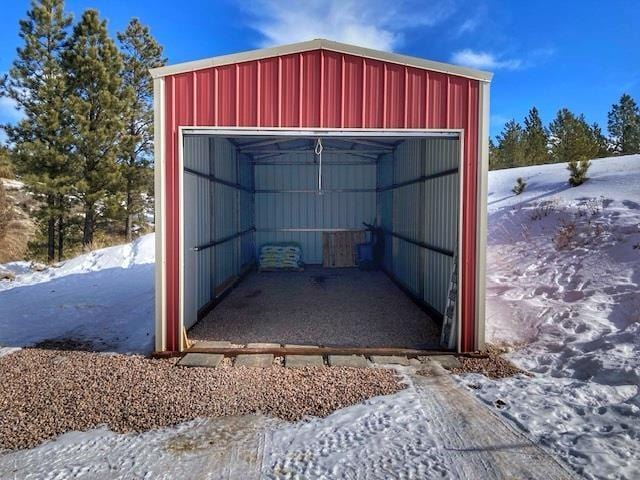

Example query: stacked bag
[259,243,303,270]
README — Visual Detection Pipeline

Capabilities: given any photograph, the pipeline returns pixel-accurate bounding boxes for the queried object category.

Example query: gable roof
[150,38,493,83]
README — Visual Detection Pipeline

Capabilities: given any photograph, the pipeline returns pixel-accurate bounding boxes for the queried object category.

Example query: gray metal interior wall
[238,153,255,267]
[377,153,394,272]
[184,134,458,330]
[254,153,376,264]
[183,136,255,328]
[377,138,460,315]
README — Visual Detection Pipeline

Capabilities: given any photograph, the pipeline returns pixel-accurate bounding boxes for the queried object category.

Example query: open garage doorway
[180,129,462,352]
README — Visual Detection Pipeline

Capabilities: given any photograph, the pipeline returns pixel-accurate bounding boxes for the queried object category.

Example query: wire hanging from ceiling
[314,138,324,195]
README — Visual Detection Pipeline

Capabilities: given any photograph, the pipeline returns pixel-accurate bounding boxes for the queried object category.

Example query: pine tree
[590,122,610,157]
[62,9,129,248]
[0,0,73,262]
[549,109,600,163]
[607,94,640,154]
[491,120,526,169]
[117,18,166,241]
[488,138,500,170]
[549,109,599,186]
[523,107,549,165]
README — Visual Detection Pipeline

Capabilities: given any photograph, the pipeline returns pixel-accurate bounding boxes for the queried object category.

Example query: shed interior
[182,133,460,350]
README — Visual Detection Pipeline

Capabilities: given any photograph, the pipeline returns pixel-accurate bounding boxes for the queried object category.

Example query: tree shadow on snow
[0,263,154,355]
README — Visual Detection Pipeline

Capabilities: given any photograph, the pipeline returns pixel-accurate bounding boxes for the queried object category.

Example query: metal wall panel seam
[403,66,408,128]
[340,55,345,128]
[235,64,239,127]
[298,54,303,126]
[382,63,387,128]
[319,50,324,127]
[277,56,282,127]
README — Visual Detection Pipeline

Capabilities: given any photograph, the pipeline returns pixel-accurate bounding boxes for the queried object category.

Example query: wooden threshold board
[184,346,483,358]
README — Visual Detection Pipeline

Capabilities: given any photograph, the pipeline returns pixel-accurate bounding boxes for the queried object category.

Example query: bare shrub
[529,200,558,221]
[553,220,577,250]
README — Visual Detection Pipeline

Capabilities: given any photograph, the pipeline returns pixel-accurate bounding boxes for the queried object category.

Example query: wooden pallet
[322,231,366,267]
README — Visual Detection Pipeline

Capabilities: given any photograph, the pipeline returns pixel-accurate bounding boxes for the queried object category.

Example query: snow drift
[469,155,640,479]
[0,234,155,354]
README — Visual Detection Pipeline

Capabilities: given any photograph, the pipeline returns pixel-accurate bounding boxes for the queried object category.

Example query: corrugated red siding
[163,49,480,352]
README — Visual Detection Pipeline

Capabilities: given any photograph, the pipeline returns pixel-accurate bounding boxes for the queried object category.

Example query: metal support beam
[254,188,376,193]
[184,167,253,193]
[251,161,377,166]
[252,150,380,161]
[377,167,459,192]
[193,227,256,252]
[381,228,454,257]
[256,227,366,232]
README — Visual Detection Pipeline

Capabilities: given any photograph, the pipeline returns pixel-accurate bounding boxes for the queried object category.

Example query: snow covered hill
[472,154,640,479]
[0,234,155,354]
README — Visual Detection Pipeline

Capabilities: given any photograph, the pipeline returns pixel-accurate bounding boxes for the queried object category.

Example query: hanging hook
[315,138,323,195]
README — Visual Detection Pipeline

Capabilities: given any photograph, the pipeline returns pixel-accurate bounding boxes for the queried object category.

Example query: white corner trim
[457,132,465,354]
[154,77,166,353]
[475,81,490,350]
[177,129,185,352]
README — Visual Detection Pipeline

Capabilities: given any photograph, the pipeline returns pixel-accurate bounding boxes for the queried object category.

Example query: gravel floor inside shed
[189,267,441,348]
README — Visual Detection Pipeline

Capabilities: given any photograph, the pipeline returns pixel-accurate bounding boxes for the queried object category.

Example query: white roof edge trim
[150,38,493,83]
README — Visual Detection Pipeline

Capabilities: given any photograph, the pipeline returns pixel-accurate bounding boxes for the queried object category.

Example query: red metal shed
[151,39,492,354]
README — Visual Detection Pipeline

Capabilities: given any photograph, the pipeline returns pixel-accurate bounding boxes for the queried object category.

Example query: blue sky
[1,0,639,141]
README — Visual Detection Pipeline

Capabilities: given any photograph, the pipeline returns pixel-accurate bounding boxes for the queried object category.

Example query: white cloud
[456,17,479,35]
[450,49,522,71]
[491,114,509,128]
[243,0,457,51]
[0,94,23,123]
[451,46,555,71]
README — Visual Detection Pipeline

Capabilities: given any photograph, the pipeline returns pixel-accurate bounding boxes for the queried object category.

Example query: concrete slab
[178,353,224,368]
[285,355,325,368]
[328,355,370,368]
[245,343,280,349]
[284,344,320,349]
[194,340,232,348]
[235,354,274,367]
[370,355,410,366]
[429,355,462,370]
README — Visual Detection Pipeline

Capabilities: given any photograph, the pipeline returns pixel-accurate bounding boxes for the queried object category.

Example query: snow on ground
[465,155,640,479]
[1,156,639,479]
[0,369,575,479]
[0,234,155,354]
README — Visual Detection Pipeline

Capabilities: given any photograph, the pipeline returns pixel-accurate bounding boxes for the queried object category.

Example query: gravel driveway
[0,349,402,451]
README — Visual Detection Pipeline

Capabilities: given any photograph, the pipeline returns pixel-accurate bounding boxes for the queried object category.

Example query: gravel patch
[189,266,441,348]
[0,349,403,451]
[450,346,529,379]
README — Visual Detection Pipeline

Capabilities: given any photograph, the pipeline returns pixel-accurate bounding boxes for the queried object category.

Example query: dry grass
[0,348,404,451]
[450,345,529,379]
[0,179,35,263]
